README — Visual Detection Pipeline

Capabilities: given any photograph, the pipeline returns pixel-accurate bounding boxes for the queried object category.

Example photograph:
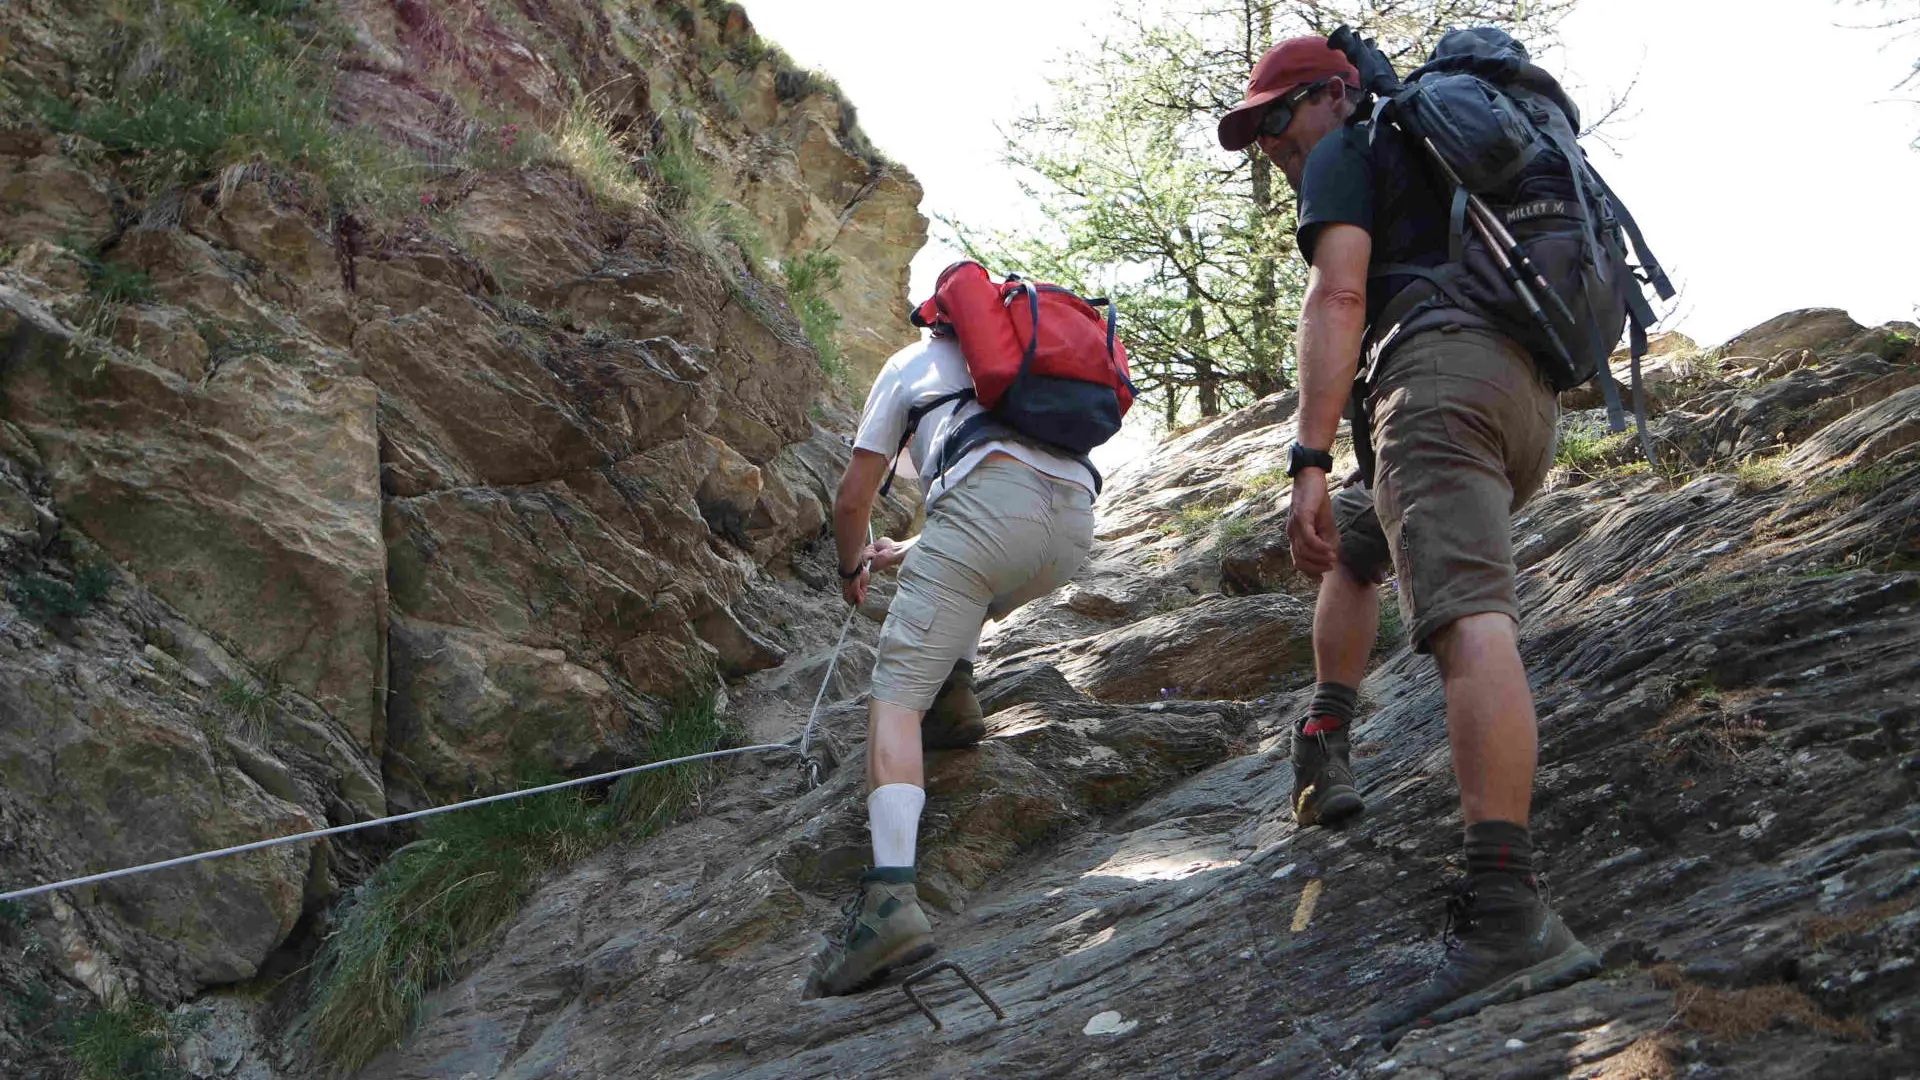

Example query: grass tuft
[1650,964,1868,1042]
[1733,455,1789,493]
[63,999,199,1080]
[216,678,276,744]
[83,256,155,306]
[781,250,844,379]
[599,689,733,835]
[40,0,352,198]
[1217,515,1256,543]
[1171,502,1225,536]
[1554,423,1633,475]
[551,96,648,209]
[301,689,732,1073]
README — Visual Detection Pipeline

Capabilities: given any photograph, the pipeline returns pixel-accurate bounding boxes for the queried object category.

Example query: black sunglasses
[1256,79,1330,139]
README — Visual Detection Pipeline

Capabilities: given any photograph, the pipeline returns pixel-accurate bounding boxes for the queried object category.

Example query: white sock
[867,783,925,868]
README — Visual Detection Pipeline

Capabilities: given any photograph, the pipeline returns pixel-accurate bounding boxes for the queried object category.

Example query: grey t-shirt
[853,336,1098,507]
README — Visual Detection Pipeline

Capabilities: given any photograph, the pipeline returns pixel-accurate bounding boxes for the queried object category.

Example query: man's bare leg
[1428,611,1535,827]
[1293,563,1380,826]
[866,697,925,792]
[1313,562,1379,688]
[865,697,926,868]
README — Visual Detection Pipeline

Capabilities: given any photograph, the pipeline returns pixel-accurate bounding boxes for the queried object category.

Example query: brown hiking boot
[805,867,937,998]
[1291,717,1365,827]
[1379,873,1600,1047]
[921,659,986,750]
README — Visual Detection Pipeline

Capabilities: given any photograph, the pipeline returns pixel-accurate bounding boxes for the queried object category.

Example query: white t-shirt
[853,336,1099,507]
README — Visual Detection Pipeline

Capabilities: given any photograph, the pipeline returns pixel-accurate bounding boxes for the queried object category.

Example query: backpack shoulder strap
[878,388,975,498]
[1585,162,1676,301]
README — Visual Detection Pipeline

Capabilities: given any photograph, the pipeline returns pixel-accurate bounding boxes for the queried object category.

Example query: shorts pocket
[883,585,938,633]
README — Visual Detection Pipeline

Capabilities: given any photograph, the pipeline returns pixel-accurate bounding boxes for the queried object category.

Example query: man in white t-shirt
[805,332,1099,997]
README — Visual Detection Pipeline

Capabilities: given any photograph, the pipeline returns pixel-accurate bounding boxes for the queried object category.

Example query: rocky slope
[349,308,1919,1079]
[0,0,923,1069]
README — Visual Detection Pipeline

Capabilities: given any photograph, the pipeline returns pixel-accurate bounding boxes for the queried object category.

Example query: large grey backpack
[1335,27,1675,460]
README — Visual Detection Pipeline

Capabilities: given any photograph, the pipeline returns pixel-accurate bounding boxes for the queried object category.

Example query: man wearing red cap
[1221,36,1597,1044]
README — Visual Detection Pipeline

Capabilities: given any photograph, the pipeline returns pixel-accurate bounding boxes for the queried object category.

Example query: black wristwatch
[1286,441,1335,478]
[838,559,869,580]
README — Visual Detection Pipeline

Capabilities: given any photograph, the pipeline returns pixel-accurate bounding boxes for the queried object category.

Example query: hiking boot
[804,867,937,998]
[1378,873,1600,1047]
[1291,718,1365,827]
[921,659,987,751]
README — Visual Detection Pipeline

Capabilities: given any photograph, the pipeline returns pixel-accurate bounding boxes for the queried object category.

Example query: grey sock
[1303,682,1359,732]
[1464,819,1534,880]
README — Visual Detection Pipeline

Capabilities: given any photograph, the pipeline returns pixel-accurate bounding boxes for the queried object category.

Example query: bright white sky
[750,0,1920,354]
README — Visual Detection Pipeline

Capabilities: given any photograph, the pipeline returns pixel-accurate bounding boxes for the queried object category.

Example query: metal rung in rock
[899,961,1006,1030]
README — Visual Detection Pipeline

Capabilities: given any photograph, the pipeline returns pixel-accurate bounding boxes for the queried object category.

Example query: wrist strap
[838,559,868,580]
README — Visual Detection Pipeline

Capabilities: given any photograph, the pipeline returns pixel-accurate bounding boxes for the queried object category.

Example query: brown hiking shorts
[1331,326,1559,653]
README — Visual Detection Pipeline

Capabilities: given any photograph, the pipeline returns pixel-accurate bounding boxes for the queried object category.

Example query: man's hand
[868,536,913,574]
[1287,469,1340,577]
[840,551,871,607]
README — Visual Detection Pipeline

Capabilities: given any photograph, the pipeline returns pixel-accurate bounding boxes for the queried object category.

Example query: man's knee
[1429,610,1519,679]
[1318,559,1377,601]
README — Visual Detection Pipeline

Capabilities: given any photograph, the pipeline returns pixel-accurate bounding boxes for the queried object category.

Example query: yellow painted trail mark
[1290,878,1324,933]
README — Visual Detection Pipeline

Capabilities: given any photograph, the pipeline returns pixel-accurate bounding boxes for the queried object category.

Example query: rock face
[357,309,1917,1079]
[0,0,926,1050]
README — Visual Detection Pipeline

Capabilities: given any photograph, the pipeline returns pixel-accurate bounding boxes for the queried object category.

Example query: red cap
[1217,36,1360,152]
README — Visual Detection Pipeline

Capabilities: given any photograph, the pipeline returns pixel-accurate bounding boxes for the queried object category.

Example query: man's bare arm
[1294,223,1372,450]
[833,448,892,579]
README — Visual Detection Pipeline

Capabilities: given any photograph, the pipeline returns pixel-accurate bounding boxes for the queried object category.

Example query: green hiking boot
[1291,718,1365,827]
[805,867,937,998]
[1379,873,1600,1047]
[921,659,987,751]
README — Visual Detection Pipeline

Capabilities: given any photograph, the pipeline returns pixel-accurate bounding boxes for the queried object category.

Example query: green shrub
[84,257,154,306]
[773,67,833,103]
[301,689,731,1073]
[781,250,844,377]
[1217,516,1255,543]
[662,2,697,33]
[6,563,114,625]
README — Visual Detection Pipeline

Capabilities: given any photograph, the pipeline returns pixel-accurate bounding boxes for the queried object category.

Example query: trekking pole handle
[1327,26,1404,98]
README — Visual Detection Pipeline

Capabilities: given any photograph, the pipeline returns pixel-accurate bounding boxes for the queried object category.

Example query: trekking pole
[1412,135,1580,331]
[1402,138,1578,370]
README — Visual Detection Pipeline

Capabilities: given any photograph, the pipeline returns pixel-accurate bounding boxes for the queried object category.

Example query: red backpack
[879,261,1135,496]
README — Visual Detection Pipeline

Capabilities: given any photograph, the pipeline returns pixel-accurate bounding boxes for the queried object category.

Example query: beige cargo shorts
[870,455,1096,711]
[1331,326,1559,652]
